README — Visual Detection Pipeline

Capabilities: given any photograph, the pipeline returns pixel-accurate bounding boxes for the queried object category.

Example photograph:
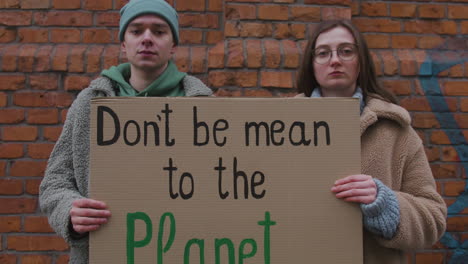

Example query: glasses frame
[313,43,358,65]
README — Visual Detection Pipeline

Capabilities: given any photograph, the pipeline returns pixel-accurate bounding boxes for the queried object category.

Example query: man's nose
[141,29,154,44]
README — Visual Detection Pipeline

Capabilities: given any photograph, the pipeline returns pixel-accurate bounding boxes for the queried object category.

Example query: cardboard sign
[89,97,362,264]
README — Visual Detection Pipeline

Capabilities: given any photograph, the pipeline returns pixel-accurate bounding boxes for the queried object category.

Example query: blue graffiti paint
[418,53,468,263]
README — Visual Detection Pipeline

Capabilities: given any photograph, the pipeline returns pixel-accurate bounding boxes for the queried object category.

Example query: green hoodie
[101,61,186,97]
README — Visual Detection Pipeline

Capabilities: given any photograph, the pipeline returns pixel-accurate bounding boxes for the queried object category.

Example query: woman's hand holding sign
[70,198,111,234]
[331,174,377,204]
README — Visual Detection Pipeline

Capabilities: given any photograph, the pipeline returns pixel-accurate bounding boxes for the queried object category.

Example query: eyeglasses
[313,43,358,65]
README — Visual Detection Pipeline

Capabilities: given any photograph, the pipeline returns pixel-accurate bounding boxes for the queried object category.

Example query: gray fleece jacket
[39,76,212,264]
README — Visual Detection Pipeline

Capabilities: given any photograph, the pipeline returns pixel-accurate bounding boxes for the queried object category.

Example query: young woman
[296,20,447,263]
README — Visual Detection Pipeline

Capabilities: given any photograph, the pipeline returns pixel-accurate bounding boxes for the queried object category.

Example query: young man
[39,0,212,263]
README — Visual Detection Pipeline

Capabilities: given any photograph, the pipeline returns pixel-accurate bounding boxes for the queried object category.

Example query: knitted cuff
[360,178,400,239]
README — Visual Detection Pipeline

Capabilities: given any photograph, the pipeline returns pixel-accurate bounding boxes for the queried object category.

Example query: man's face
[121,14,176,74]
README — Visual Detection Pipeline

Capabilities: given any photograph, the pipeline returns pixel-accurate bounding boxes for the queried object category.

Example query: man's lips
[138,51,156,55]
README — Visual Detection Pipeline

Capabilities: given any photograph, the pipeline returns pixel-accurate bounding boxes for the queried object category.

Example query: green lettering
[126,212,153,264]
[184,239,205,264]
[215,238,235,264]
[258,211,276,264]
[157,212,176,264]
[238,239,257,264]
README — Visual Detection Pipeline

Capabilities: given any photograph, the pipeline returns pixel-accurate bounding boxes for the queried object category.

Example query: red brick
[96,12,119,27]
[441,147,460,162]
[244,89,274,97]
[179,30,203,44]
[321,7,351,20]
[206,31,223,45]
[83,0,111,10]
[448,5,468,19]
[27,109,59,124]
[21,0,49,9]
[0,92,7,107]
[103,45,120,69]
[240,22,272,37]
[304,0,351,5]
[25,179,41,195]
[34,11,92,26]
[0,0,20,8]
[30,74,59,90]
[115,0,127,9]
[261,71,294,89]
[290,6,320,22]
[20,28,47,44]
[50,28,80,43]
[52,0,80,9]
[213,88,242,97]
[462,21,468,34]
[10,160,46,177]
[382,80,411,96]
[290,24,306,39]
[455,114,468,128]
[0,198,37,213]
[354,18,401,33]
[85,46,104,73]
[21,255,52,264]
[397,50,417,76]
[0,161,6,176]
[461,98,468,112]
[1,45,20,71]
[0,179,23,195]
[405,21,457,35]
[35,45,53,72]
[28,143,54,159]
[13,92,73,107]
[424,146,440,162]
[391,35,418,49]
[415,252,444,264]
[274,23,291,39]
[24,216,54,233]
[0,216,21,232]
[8,236,69,251]
[174,46,189,72]
[430,131,451,144]
[379,51,398,76]
[418,35,445,49]
[18,44,37,72]
[264,40,281,69]
[225,4,256,20]
[419,4,445,18]
[0,109,25,124]
[400,97,431,112]
[0,11,32,26]
[446,216,468,232]
[2,126,38,141]
[68,45,87,72]
[0,27,17,42]
[0,143,23,158]
[370,51,382,76]
[361,2,387,16]
[412,113,440,128]
[226,39,244,68]
[56,255,70,264]
[52,45,70,71]
[443,81,468,96]
[0,75,26,91]
[179,14,219,29]
[208,71,257,88]
[224,21,240,37]
[245,39,261,68]
[447,64,464,77]
[364,34,390,49]
[351,1,359,15]
[64,75,91,91]
[191,47,206,74]
[208,42,224,69]
[176,0,204,11]
[0,255,17,264]
[208,0,222,11]
[282,40,300,68]
[258,5,288,20]
[83,29,112,43]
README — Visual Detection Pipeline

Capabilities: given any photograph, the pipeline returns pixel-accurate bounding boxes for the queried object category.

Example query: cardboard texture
[89,97,362,264]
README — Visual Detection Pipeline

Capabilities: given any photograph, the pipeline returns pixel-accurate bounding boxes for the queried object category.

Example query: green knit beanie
[119,0,179,45]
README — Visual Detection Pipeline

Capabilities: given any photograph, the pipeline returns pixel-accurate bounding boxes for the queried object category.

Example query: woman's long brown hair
[296,20,397,104]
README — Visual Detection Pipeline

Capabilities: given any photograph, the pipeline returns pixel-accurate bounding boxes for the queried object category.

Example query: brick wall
[0,0,467,263]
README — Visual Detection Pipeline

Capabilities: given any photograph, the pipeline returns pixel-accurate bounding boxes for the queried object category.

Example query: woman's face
[313,26,360,97]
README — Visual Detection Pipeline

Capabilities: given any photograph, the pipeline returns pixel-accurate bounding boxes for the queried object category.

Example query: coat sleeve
[39,96,88,246]
[376,131,447,250]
